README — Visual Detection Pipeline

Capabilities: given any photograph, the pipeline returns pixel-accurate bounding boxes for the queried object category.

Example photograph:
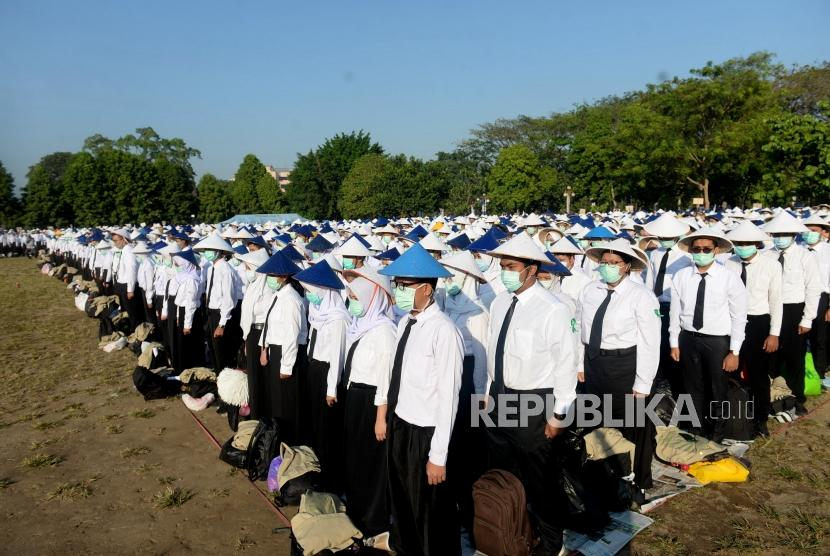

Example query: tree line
[2,51,828,228]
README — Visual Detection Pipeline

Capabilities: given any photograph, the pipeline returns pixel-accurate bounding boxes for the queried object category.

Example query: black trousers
[388,415,460,556]
[448,355,485,531]
[741,314,773,423]
[584,347,656,489]
[206,303,242,372]
[657,302,684,398]
[247,338,305,445]
[775,303,807,404]
[486,388,566,555]
[175,305,205,373]
[809,292,829,375]
[115,282,143,331]
[306,357,345,493]
[344,383,388,537]
[679,331,730,438]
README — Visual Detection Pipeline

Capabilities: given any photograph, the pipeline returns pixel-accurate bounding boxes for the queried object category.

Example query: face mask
[305,291,322,306]
[659,239,676,249]
[526,226,537,236]
[394,285,421,312]
[289,232,297,239]
[802,231,821,245]
[203,250,217,262]
[773,236,793,250]
[545,241,554,251]
[246,270,257,282]
[500,268,527,293]
[230,258,241,267]
[598,263,622,284]
[174,265,184,273]
[538,278,554,290]
[591,241,604,248]
[136,255,144,264]
[692,252,715,267]
[163,259,173,268]
[347,299,365,317]
[381,236,391,245]
[342,257,356,270]
[579,239,590,249]
[446,281,462,296]
[311,251,321,259]
[265,276,282,291]
[734,245,757,259]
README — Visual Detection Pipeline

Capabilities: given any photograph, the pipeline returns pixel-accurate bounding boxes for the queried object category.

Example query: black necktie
[308,327,318,359]
[588,289,614,359]
[260,293,280,346]
[692,273,707,330]
[206,267,215,307]
[386,318,417,421]
[778,251,784,268]
[740,262,748,285]
[653,249,670,296]
[492,296,519,396]
[342,339,361,388]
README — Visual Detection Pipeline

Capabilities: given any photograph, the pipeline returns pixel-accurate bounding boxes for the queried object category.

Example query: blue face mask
[475,259,489,272]
[659,239,676,249]
[734,245,757,259]
[265,276,282,291]
[773,236,793,250]
[802,231,821,245]
[598,263,622,284]
[347,299,364,317]
[500,268,526,293]
[342,257,356,270]
[692,252,716,267]
[305,291,322,306]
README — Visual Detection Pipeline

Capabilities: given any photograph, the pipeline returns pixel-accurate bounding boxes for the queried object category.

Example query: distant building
[265,165,292,191]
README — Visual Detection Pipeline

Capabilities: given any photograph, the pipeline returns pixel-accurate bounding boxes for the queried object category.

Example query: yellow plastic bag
[688,457,749,484]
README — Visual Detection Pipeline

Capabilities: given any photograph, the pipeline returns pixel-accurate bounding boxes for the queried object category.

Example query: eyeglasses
[690,247,714,254]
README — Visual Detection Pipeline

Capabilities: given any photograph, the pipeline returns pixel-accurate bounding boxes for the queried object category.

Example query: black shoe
[795,402,808,417]
[216,402,228,415]
[755,421,769,438]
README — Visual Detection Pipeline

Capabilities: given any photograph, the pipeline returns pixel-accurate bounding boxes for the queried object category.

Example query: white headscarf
[443,269,487,317]
[307,285,350,329]
[346,276,395,345]
[173,256,200,286]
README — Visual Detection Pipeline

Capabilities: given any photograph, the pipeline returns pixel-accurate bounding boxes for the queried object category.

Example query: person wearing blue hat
[252,251,307,442]
[294,260,350,492]
[171,249,207,372]
[378,243,465,555]
[466,232,505,305]
[245,235,270,254]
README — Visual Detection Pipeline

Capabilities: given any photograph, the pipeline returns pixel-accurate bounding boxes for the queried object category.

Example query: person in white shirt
[295,260,350,493]
[669,228,747,441]
[152,243,178,363]
[549,236,593,303]
[194,234,242,373]
[134,242,156,325]
[762,212,822,415]
[725,221,783,437]
[171,250,206,372]
[466,232,503,309]
[378,243,464,556]
[802,215,830,379]
[341,267,397,538]
[111,229,141,330]
[484,233,578,556]
[580,240,662,489]
[256,251,306,443]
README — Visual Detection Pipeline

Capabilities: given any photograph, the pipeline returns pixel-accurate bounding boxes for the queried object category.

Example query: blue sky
[1,0,828,191]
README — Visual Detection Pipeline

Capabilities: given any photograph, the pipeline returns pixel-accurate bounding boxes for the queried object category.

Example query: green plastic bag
[805,352,821,397]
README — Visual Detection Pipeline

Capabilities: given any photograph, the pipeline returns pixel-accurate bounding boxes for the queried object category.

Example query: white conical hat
[418,233,448,253]
[725,220,770,243]
[802,214,830,230]
[364,235,385,252]
[235,248,269,268]
[643,213,690,238]
[194,233,234,253]
[585,238,647,271]
[439,250,486,283]
[520,213,546,227]
[548,236,583,255]
[762,211,809,234]
[342,264,393,297]
[677,226,733,253]
[333,235,372,258]
[110,228,131,241]
[133,241,152,255]
[158,243,182,256]
[487,232,550,264]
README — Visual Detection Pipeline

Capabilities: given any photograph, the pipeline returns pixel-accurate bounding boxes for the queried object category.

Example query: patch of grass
[102,413,122,421]
[0,478,15,489]
[209,488,230,498]
[129,409,156,419]
[46,481,93,501]
[775,465,803,481]
[235,534,256,551]
[152,487,194,508]
[757,502,779,520]
[120,446,151,458]
[30,439,57,450]
[21,454,64,468]
[134,463,161,475]
[157,476,178,485]
[105,423,124,434]
[32,420,65,431]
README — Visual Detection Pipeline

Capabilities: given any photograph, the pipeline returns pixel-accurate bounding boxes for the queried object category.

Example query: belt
[596,346,636,357]
[251,323,264,330]
[207,308,221,314]
[682,330,727,338]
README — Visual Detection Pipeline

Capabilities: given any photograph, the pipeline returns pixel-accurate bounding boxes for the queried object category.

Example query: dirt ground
[1,256,828,555]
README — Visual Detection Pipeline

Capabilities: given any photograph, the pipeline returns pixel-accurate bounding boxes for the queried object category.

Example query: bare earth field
[1,257,828,555]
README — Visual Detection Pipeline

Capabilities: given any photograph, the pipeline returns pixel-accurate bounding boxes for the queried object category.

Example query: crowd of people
[11,203,830,555]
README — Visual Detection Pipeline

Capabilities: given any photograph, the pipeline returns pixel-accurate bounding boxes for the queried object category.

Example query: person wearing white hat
[484,233,578,555]
[171,250,207,372]
[580,238,661,490]
[549,236,593,303]
[724,221,783,437]
[669,228,747,441]
[195,234,243,373]
[334,234,372,272]
[133,241,156,325]
[761,212,822,416]
[92,240,112,294]
[111,229,142,331]
[802,215,830,378]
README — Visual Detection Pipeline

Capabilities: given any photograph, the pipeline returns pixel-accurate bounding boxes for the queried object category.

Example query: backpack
[275,443,322,507]
[722,379,755,442]
[132,366,181,400]
[472,470,535,556]
[246,418,281,481]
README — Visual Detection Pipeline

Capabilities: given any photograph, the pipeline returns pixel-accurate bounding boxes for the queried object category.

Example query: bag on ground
[290,491,363,555]
[687,456,749,484]
[472,469,535,556]
[276,443,322,506]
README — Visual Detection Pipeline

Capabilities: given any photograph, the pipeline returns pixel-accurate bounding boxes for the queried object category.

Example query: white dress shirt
[806,241,830,294]
[486,282,579,415]
[115,244,138,292]
[725,253,783,336]
[261,285,305,376]
[347,324,397,406]
[445,302,490,396]
[206,259,240,327]
[578,277,661,394]
[173,278,201,330]
[393,302,464,467]
[763,244,822,328]
[309,319,348,398]
[648,247,692,303]
[138,259,155,305]
[669,261,747,351]
[560,269,593,303]
[240,278,276,340]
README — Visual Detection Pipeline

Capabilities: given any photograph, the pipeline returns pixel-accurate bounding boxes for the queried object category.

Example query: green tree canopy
[0,161,20,227]
[486,145,559,213]
[197,173,235,223]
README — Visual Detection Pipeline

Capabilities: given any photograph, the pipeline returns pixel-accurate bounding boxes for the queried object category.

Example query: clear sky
[1,0,828,191]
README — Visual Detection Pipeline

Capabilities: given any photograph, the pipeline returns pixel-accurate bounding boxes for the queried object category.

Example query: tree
[155,158,196,223]
[286,131,383,219]
[256,173,285,214]
[0,161,20,227]
[339,153,397,219]
[198,174,235,223]
[61,152,108,226]
[20,152,74,227]
[229,154,266,214]
[486,145,560,213]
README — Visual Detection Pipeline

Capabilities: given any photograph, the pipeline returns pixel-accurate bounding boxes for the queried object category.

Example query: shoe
[216,402,228,415]
[755,422,769,438]
[795,403,808,417]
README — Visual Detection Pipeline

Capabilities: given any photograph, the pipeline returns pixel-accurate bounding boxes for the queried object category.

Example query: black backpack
[246,418,281,481]
[722,379,754,441]
[132,366,180,400]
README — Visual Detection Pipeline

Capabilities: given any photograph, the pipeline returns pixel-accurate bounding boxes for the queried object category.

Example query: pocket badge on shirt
[654,308,663,318]
[570,318,577,333]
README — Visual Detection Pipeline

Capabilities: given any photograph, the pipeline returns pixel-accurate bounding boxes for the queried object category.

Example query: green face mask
[305,291,322,306]
[579,239,590,249]
[446,280,462,296]
[545,241,554,251]
[163,258,173,268]
[500,268,526,293]
[598,263,622,284]
[381,236,391,245]
[802,231,821,245]
[342,257,356,270]
[734,245,757,259]
[230,258,241,267]
[347,298,365,317]
[692,252,716,267]
[203,250,217,262]
[265,276,282,291]
[174,265,183,273]
[659,239,676,249]
[394,285,421,312]
[526,226,538,236]
[538,278,554,290]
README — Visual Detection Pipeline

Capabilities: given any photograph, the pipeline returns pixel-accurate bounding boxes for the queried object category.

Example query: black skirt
[306,357,345,493]
[175,305,206,372]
